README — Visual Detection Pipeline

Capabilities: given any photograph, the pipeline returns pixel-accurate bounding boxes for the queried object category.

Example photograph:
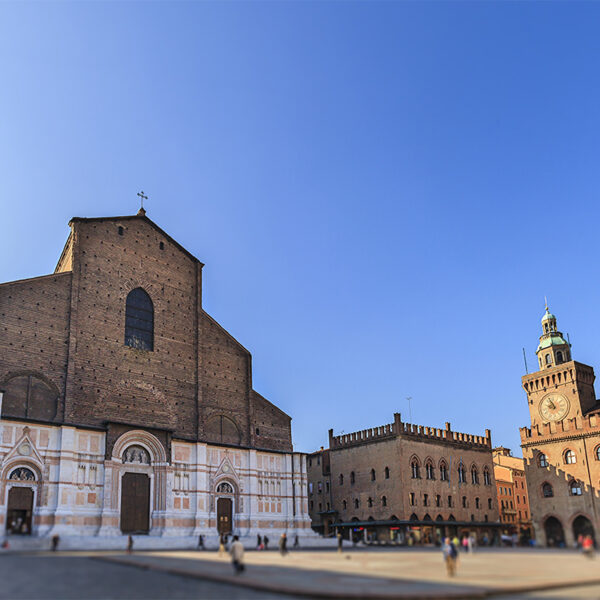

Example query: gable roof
[69,212,204,267]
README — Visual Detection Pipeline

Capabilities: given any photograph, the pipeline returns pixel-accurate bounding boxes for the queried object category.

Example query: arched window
[371,469,376,481]
[435,494,441,507]
[475,497,480,509]
[538,453,548,467]
[483,467,491,486]
[439,461,448,481]
[205,415,241,445]
[542,482,554,498]
[425,461,434,480]
[462,496,467,508]
[382,495,387,507]
[545,353,551,365]
[339,474,344,485]
[411,459,420,479]
[596,446,600,461]
[471,466,479,485]
[368,497,373,508]
[350,471,355,485]
[384,466,390,479]
[354,498,359,509]
[564,449,577,464]
[569,480,582,496]
[342,500,347,510]
[556,351,564,364]
[2,373,59,422]
[125,288,154,351]
[488,498,492,509]
[458,464,466,484]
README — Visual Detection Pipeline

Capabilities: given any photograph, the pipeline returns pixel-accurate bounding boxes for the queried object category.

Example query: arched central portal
[544,516,565,547]
[120,473,150,534]
[6,487,33,535]
[217,497,233,535]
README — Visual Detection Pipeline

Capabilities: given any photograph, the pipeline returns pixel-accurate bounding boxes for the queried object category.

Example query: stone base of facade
[0,419,316,545]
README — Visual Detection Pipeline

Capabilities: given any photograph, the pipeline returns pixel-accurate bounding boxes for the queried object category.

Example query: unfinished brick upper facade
[1,211,291,451]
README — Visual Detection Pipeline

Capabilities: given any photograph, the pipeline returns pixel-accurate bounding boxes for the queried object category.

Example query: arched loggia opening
[544,516,565,547]
[573,515,595,544]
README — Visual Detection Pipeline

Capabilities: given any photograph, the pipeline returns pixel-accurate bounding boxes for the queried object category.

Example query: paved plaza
[1,547,599,599]
[96,547,600,598]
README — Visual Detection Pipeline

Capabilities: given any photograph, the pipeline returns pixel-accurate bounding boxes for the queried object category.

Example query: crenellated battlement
[520,412,600,444]
[329,413,492,450]
[329,421,396,448]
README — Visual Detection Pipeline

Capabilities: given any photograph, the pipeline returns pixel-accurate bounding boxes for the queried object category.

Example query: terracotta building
[308,413,501,544]
[0,209,313,543]
[492,447,533,540]
[521,306,600,547]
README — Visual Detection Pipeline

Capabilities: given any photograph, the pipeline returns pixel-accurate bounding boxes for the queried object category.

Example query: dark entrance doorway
[120,473,150,534]
[217,497,233,535]
[544,516,565,547]
[573,515,595,543]
[6,487,34,535]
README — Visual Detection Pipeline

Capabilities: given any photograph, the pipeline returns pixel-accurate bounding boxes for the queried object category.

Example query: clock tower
[522,306,596,429]
[520,306,600,548]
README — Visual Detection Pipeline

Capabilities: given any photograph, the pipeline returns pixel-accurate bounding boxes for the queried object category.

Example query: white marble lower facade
[0,406,313,543]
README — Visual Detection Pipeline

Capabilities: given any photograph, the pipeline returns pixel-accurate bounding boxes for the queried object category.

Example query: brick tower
[521,306,600,547]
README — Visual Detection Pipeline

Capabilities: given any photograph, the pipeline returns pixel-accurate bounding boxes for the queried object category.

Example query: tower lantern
[536,305,571,369]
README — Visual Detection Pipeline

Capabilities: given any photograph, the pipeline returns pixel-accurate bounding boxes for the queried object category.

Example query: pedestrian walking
[218,534,226,556]
[294,534,299,548]
[230,535,245,574]
[257,534,263,550]
[279,532,288,556]
[467,534,475,553]
[442,537,458,577]
[127,535,133,554]
[263,535,269,550]
[51,534,60,552]
[197,534,205,550]
[582,534,594,558]
[337,532,343,553]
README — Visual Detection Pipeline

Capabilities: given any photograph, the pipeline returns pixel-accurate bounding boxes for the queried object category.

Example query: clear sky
[2,1,600,455]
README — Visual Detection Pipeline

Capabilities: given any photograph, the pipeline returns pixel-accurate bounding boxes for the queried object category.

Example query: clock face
[539,394,569,422]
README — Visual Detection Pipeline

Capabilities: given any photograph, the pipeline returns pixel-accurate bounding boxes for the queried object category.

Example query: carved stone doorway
[121,473,150,534]
[217,497,233,535]
[6,487,33,535]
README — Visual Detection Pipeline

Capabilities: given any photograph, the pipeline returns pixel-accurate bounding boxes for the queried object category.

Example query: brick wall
[0,213,293,454]
[0,272,72,419]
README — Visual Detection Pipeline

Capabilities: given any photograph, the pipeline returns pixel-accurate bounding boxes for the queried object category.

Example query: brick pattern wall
[0,214,292,453]
[0,273,72,419]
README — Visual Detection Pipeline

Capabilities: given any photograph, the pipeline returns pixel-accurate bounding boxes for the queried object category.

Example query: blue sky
[1,2,600,455]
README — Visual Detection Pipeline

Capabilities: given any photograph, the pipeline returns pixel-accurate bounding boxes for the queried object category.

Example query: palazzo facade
[308,413,501,544]
[0,209,312,542]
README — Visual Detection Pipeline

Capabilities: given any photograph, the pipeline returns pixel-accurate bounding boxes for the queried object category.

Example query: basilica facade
[0,209,312,543]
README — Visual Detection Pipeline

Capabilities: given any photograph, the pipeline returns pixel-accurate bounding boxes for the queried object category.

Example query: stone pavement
[0,554,291,600]
[94,547,600,599]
